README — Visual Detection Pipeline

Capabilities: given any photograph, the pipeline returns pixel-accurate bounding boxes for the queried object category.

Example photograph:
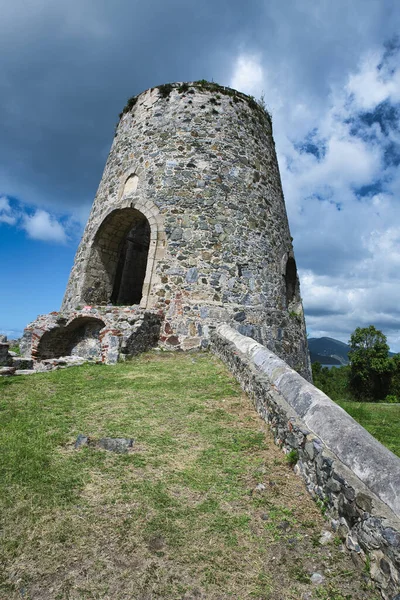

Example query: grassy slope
[336,401,400,457]
[0,353,379,600]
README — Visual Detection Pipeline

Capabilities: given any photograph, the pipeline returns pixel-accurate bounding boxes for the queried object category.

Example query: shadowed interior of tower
[83,207,151,306]
[111,217,150,305]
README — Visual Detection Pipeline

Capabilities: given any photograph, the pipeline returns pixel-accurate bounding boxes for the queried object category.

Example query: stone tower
[60,81,310,376]
[22,82,309,378]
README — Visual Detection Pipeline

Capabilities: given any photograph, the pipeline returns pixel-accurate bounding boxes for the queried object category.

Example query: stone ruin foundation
[19,307,162,369]
[14,81,310,377]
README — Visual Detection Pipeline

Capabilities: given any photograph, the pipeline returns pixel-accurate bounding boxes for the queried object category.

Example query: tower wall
[62,82,310,378]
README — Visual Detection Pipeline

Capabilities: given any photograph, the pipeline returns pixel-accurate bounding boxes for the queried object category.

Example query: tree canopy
[348,326,392,400]
[312,325,400,403]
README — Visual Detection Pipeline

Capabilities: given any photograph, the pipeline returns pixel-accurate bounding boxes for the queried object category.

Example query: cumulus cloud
[0,196,68,244]
[230,54,264,98]
[22,209,67,243]
[347,47,400,111]
[0,196,17,225]
[229,39,400,349]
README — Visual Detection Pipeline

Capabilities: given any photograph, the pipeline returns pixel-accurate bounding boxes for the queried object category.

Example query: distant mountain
[309,351,342,365]
[308,336,396,365]
[308,337,350,365]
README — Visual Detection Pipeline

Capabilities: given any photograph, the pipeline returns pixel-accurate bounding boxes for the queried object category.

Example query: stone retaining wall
[211,324,400,599]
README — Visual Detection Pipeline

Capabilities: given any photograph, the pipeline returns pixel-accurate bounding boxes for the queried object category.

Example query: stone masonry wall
[211,324,400,599]
[61,82,310,379]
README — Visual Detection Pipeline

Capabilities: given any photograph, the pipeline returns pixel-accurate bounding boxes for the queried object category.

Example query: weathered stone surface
[319,531,333,545]
[98,437,134,453]
[15,369,36,375]
[74,435,134,453]
[0,366,16,376]
[0,342,10,366]
[310,573,324,585]
[75,434,89,449]
[211,324,400,599]
[11,357,33,369]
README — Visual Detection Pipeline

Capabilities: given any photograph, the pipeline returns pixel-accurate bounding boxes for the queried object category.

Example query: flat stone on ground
[98,437,134,453]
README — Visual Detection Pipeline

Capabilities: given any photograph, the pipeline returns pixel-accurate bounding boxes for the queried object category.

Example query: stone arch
[111,211,151,305]
[36,317,105,360]
[83,200,164,308]
[284,256,298,307]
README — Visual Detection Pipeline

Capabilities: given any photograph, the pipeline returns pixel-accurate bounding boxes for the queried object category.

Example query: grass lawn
[336,401,400,457]
[0,352,379,600]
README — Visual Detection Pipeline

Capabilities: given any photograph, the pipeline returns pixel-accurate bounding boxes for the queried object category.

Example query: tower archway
[83,207,152,306]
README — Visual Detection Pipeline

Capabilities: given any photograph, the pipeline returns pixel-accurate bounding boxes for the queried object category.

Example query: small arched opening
[83,208,151,306]
[36,317,106,360]
[285,257,298,307]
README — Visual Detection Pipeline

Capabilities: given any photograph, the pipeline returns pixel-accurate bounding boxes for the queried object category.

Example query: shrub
[178,83,189,94]
[119,95,138,119]
[384,394,399,404]
[158,84,174,98]
[285,449,298,466]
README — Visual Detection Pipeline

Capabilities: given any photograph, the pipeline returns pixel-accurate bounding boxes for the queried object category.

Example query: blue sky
[1,0,400,349]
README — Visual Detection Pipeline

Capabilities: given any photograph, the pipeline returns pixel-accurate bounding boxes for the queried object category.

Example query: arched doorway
[111,216,150,305]
[285,257,298,307]
[83,208,151,306]
[36,317,106,360]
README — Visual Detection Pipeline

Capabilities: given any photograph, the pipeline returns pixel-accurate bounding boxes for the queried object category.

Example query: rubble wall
[21,307,162,365]
[61,82,310,379]
[211,324,400,599]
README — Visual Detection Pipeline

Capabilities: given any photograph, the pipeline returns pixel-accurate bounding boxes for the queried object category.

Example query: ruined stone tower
[25,82,310,378]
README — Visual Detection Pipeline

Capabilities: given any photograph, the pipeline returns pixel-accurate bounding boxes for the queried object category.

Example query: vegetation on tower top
[118,81,271,123]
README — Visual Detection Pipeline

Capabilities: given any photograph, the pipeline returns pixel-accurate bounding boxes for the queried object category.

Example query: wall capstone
[211,323,400,599]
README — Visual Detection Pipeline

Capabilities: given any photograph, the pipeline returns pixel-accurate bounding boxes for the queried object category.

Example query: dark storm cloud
[2,0,400,220]
[305,307,348,318]
[0,0,264,216]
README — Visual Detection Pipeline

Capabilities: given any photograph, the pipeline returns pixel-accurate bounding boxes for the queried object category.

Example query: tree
[348,325,392,401]
[387,353,400,402]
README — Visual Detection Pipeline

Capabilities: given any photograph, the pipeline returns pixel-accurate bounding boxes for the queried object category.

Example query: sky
[1,0,400,350]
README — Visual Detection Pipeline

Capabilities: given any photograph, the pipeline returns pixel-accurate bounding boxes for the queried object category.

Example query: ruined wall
[0,342,10,366]
[211,324,400,599]
[62,82,310,378]
[21,307,162,364]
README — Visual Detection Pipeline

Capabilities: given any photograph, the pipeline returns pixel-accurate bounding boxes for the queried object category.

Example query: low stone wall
[211,324,400,599]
